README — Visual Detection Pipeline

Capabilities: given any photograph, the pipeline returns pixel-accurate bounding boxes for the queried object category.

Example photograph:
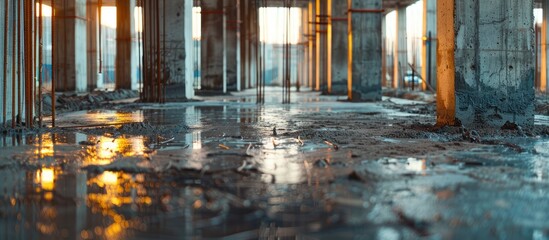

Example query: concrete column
[0,0,13,125]
[326,0,332,93]
[541,0,549,92]
[248,0,258,89]
[225,0,240,91]
[308,1,315,89]
[437,0,535,127]
[53,0,87,92]
[201,0,226,92]
[347,0,382,101]
[330,0,347,95]
[86,0,99,90]
[421,0,436,90]
[184,0,194,99]
[381,15,387,87]
[393,6,406,89]
[163,0,192,100]
[239,0,248,89]
[316,0,327,92]
[115,0,137,90]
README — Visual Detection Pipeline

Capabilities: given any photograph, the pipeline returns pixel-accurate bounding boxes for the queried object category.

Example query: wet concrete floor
[1,88,549,239]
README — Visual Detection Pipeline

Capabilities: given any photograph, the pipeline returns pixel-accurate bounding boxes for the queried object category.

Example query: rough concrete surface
[1,87,549,239]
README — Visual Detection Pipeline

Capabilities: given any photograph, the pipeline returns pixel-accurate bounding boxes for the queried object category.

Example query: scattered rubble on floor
[1,90,549,239]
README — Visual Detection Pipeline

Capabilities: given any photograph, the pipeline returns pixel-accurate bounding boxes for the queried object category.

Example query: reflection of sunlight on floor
[260,138,303,184]
[87,171,152,239]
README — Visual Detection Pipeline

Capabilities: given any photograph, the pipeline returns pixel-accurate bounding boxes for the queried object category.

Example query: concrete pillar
[421,0,437,90]
[326,0,332,93]
[393,6,406,89]
[115,0,137,90]
[225,0,241,91]
[239,0,248,89]
[163,0,192,100]
[86,0,99,90]
[184,0,194,99]
[52,0,87,92]
[308,1,315,89]
[246,0,258,89]
[541,0,549,92]
[381,15,387,87]
[437,0,535,127]
[316,0,327,92]
[201,0,226,92]
[347,0,382,101]
[330,0,347,95]
[0,0,13,125]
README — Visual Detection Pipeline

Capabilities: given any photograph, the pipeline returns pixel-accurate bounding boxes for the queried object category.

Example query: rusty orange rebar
[38,0,44,127]
[51,0,56,127]
[17,0,21,126]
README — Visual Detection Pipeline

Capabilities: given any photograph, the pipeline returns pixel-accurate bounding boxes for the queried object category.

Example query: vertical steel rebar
[38,0,43,127]
[155,0,160,102]
[17,0,22,125]
[2,0,9,127]
[162,0,166,103]
[51,0,56,127]
[11,0,17,128]
[138,0,143,100]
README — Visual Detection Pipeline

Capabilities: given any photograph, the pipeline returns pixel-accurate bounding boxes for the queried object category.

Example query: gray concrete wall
[348,0,382,101]
[331,0,348,95]
[454,0,535,127]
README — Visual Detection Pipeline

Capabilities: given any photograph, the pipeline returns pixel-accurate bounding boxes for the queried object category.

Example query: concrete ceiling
[78,0,544,12]
[93,0,421,11]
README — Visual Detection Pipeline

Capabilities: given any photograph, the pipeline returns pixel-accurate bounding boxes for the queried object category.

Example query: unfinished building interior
[1,0,549,239]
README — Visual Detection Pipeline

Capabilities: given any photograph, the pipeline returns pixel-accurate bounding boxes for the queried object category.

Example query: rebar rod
[2,0,9,127]
[155,0,161,103]
[38,0,43,127]
[11,0,17,128]
[51,0,56,127]
[17,0,22,125]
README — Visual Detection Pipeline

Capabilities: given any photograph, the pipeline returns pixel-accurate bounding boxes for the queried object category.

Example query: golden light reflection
[98,137,118,160]
[85,136,147,166]
[101,171,119,186]
[86,171,153,239]
[39,168,55,191]
[407,158,427,172]
[34,133,54,158]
